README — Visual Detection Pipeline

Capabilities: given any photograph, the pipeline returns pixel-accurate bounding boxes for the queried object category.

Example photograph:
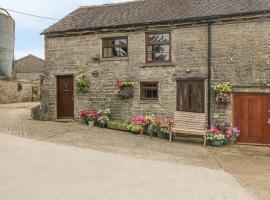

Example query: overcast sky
[1,0,131,59]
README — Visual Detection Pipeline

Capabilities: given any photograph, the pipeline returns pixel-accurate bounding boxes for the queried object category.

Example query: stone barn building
[13,54,45,81]
[41,0,270,145]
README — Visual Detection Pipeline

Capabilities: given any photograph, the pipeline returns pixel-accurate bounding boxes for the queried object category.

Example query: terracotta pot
[140,128,144,135]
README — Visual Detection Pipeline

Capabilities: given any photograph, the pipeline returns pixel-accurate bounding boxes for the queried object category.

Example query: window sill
[139,100,161,104]
[141,63,175,68]
[100,57,129,62]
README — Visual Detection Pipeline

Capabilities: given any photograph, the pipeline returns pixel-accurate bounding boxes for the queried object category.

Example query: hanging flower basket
[115,80,134,99]
[75,73,90,92]
[212,82,232,104]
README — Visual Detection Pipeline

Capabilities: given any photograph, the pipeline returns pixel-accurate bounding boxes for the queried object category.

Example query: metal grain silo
[0,8,15,77]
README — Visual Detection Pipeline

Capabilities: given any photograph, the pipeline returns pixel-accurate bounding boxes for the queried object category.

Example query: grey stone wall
[0,76,38,104]
[41,17,270,124]
[211,20,270,124]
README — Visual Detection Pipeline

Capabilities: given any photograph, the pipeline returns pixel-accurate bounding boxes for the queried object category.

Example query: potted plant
[95,108,111,128]
[87,109,97,127]
[114,80,134,99]
[128,115,148,134]
[212,82,232,104]
[127,124,143,134]
[75,73,90,92]
[207,126,225,147]
[144,114,155,135]
[215,123,240,145]
[80,110,89,125]
[97,116,109,128]
[152,117,170,139]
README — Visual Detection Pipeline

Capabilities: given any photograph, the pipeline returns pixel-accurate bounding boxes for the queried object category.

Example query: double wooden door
[177,80,205,113]
[233,93,270,145]
[57,75,74,119]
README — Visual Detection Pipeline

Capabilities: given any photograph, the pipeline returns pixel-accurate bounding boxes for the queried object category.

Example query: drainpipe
[207,21,212,128]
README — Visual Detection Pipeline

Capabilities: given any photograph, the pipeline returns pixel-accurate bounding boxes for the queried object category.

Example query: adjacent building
[13,54,45,81]
[41,0,270,145]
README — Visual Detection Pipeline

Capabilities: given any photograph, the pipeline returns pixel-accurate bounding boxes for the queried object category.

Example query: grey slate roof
[43,0,270,34]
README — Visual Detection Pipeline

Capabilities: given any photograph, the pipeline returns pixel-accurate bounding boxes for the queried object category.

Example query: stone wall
[0,76,38,104]
[41,16,270,123]
[211,20,270,124]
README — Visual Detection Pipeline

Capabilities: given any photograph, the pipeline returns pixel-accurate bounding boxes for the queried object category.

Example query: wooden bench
[169,111,207,147]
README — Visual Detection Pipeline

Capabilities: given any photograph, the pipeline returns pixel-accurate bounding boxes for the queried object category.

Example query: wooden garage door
[233,93,270,145]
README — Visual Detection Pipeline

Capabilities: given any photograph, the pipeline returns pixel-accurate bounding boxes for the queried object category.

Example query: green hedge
[107,120,129,132]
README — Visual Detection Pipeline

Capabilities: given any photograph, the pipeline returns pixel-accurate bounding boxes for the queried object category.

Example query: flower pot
[140,128,144,135]
[88,121,94,127]
[100,123,107,128]
[210,140,224,147]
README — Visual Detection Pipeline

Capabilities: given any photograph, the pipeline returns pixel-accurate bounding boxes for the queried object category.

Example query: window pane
[147,45,169,61]
[119,39,127,45]
[104,38,127,47]
[147,33,169,43]
[141,82,158,100]
[104,48,113,57]
[103,38,128,57]
[114,47,128,57]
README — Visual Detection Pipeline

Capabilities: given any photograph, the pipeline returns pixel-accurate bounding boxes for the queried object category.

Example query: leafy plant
[75,73,89,92]
[212,82,232,104]
[127,124,143,134]
[207,124,240,144]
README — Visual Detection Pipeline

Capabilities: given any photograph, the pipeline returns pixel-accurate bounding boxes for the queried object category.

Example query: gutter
[207,21,212,128]
[42,9,270,36]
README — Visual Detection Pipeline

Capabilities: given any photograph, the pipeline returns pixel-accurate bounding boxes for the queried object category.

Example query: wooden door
[57,75,74,119]
[267,95,270,145]
[177,80,205,113]
[233,93,269,144]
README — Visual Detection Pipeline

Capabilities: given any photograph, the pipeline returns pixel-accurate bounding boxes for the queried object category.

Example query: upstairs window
[140,82,159,100]
[146,32,171,63]
[102,37,128,58]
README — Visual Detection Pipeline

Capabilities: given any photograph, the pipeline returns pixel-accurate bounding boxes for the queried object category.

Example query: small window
[146,32,171,63]
[17,83,22,92]
[140,82,158,100]
[102,37,128,58]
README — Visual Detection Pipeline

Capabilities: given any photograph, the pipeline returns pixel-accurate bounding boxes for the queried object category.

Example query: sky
[1,0,131,59]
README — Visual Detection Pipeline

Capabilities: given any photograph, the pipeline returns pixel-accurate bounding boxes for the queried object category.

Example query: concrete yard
[0,133,254,200]
[0,102,269,200]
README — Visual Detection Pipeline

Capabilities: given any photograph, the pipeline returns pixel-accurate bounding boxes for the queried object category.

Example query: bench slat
[170,111,207,146]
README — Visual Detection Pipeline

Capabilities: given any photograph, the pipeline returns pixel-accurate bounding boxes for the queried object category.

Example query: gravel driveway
[0,133,254,200]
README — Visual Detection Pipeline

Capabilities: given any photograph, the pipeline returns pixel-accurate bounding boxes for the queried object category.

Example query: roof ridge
[79,0,145,9]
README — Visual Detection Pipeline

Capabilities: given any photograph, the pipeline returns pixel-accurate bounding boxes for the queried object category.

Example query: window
[140,82,158,100]
[17,83,22,92]
[102,37,128,58]
[146,32,171,63]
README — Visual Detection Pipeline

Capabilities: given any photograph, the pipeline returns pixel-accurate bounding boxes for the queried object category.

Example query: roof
[43,0,270,35]
[15,54,44,63]
[14,54,44,73]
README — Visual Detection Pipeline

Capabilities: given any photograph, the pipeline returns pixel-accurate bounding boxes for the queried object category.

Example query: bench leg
[169,132,172,142]
[203,135,206,147]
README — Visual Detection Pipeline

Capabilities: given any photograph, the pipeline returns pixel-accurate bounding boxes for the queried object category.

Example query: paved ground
[0,102,269,199]
[0,133,254,200]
